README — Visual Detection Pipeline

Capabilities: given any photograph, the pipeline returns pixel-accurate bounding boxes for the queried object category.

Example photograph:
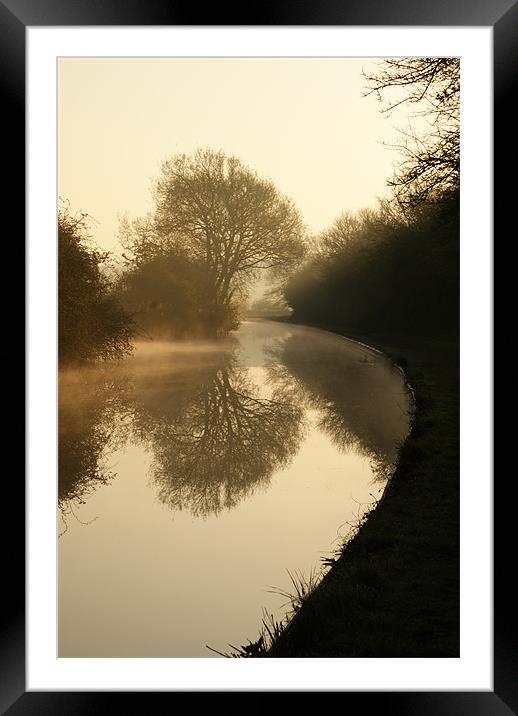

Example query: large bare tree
[121,149,306,334]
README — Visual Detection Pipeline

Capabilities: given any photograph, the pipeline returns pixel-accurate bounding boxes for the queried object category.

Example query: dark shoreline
[258,318,459,657]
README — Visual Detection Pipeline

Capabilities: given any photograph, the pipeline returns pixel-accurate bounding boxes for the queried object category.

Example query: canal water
[58,320,411,657]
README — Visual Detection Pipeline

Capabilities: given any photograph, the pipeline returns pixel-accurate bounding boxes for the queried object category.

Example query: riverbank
[263,321,459,657]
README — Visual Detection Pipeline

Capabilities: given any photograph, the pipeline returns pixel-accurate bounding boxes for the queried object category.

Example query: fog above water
[59,320,411,656]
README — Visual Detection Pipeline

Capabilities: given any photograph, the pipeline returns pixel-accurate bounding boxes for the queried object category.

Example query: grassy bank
[261,322,459,657]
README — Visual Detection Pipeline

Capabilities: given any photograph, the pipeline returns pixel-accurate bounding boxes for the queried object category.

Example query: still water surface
[59,320,411,656]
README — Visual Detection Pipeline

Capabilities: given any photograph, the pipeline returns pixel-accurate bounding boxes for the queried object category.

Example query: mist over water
[58,320,410,657]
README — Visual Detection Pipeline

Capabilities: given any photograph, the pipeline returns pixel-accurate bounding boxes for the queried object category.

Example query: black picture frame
[8,0,504,712]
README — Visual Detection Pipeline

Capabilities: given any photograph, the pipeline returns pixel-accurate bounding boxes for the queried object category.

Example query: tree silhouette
[59,201,134,364]
[120,149,306,336]
[364,58,460,207]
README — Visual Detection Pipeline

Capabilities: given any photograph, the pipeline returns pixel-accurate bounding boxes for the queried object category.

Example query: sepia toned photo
[58,57,459,658]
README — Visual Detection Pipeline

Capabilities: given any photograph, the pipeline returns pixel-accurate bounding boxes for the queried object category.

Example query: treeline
[59,59,460,363]
[284,196,459,336]
[284,57,460,338]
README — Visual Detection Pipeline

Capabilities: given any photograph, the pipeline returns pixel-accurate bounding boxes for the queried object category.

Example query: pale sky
[58,58,402,254]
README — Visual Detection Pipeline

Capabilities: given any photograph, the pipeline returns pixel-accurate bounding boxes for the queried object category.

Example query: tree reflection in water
[131,349,304,517]
[59,342,305,523]
[266,332,410,483]
[58,329,409,527]
[58,367,132,533]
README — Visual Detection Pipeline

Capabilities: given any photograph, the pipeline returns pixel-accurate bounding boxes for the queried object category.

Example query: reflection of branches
[266,334,410,482]
[58,342,304,522]
[58,328,408,526]
[132,353,304,517]
[58,368,132,523]
[59,500,100,537]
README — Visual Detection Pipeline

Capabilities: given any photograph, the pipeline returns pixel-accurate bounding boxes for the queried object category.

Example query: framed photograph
[8,0,504,710]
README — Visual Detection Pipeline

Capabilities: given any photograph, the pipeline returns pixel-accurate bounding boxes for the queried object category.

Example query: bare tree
[364,58,460,207]
[121,149,306,334]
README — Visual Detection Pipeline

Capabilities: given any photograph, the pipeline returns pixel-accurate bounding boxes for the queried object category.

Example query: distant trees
[364,58,460,207]
[59,203,134,364]
[246,289,292,318]
[120,149,306,337]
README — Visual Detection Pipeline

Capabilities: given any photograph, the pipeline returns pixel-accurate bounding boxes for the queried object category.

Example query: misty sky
[58,58,406,255]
